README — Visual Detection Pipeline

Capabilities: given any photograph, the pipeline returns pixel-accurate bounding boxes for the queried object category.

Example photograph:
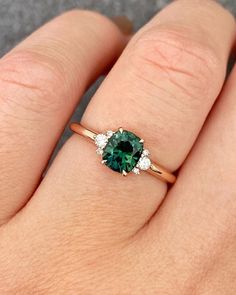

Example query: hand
[0,0,236,294]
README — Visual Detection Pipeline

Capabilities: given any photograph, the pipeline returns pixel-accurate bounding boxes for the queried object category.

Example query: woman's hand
[0,0,236,294]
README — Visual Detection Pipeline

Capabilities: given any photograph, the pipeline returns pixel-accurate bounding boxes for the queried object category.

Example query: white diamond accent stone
[106,130,114,138]
[96,148,103,155]
[95,134,108,149]
[132,167,140,175]
[142,149,150,156]
[138,157,151,170]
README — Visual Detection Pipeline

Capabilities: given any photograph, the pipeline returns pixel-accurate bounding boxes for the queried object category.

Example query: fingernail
[111,15,134,35]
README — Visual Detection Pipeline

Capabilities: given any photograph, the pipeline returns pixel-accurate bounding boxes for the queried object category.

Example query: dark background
[1,0,236,146]
[1,0,235,56]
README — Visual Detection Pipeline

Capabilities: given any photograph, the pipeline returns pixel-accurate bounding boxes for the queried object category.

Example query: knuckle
[129,26,222,104]
[0,50,68,117]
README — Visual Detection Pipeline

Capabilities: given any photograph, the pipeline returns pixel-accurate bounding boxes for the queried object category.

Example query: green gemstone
[102,129,143,174]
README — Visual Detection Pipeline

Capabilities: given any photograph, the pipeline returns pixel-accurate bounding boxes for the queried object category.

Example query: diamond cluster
[132,149,151,174]
[94,131,113,155]
[94,129,152,176]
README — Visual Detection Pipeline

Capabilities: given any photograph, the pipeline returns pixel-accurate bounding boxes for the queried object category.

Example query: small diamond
[96,148,103,155]
[138,157,151,170]
[106,130,114,138]
[142,149,150,156]
[95,134,108,149]
[132,167,140,175]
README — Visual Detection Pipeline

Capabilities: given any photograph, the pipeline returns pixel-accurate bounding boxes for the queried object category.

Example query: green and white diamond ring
[70,123,176,184]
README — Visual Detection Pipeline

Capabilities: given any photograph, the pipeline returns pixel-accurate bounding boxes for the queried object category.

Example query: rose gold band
[70,123,176,184]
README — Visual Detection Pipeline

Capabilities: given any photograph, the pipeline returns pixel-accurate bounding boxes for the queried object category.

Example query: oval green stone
[102,130,143,174]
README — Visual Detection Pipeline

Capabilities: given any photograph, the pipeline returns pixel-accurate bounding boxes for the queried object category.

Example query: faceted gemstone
[132,167,140,175]
[106,130,114,138]
[95,134,108,149]
[142,149,150,156]
[96,148,104,155]
[138,156,151,170]
[102,130,143,174]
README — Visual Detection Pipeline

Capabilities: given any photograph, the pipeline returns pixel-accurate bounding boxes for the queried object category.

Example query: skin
[0,0,235,293]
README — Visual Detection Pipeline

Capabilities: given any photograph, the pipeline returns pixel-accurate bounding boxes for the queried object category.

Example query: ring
[70,123,176,184]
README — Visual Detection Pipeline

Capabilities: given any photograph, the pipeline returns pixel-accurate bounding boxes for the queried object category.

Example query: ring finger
[27,0,235,239]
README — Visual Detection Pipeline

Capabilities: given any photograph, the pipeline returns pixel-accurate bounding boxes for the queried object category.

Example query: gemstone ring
[70,123,176,184]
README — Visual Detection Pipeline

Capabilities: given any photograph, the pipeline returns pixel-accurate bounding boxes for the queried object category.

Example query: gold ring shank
[70,123,176,184]
[71,123,96,141]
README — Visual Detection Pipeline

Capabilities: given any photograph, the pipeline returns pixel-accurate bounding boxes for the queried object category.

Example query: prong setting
[119,127,123,134]
[122,170,127,176]
[95,128,152,176]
